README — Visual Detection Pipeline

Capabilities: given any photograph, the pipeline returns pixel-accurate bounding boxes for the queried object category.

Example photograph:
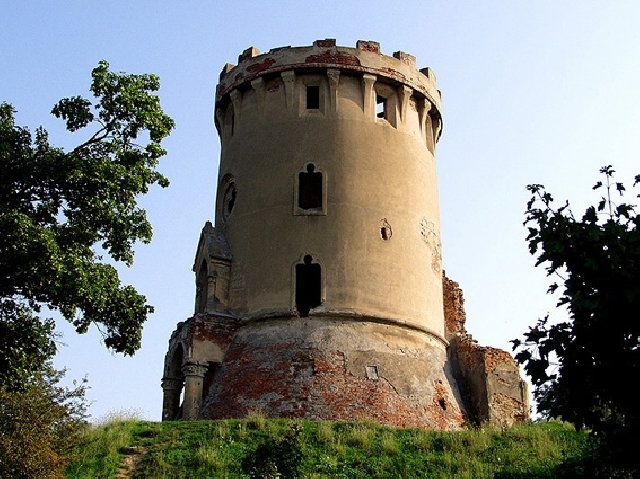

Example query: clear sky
[2,1,639,421]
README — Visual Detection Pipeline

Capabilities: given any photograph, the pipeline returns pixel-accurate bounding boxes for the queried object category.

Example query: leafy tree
[513,166,640,469]
[0,61,174,388]
[0,367,88,478]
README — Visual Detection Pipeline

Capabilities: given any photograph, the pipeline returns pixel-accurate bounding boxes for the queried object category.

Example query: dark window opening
[438,398,447,410]
[196,261,208,313]
[299,164,322,210]
[381,227,389,241]
[307,85,320,109]
[223,183,236,220]
[295,254,321,317]
[377,94,387,119]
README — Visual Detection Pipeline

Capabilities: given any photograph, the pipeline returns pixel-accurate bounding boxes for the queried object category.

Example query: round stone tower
[176,39,467,428]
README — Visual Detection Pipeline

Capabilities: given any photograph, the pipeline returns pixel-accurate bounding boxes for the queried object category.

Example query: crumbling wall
[161,314,240,421]
[443,273,529,426]
[201,317,467,429]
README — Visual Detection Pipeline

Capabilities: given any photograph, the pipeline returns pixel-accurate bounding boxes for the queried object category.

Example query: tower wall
[162,40,530,429]
[214,40,445,337]
[193,40,468,427]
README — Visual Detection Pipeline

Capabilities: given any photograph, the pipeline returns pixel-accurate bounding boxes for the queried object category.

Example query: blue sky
[2,1,639,421]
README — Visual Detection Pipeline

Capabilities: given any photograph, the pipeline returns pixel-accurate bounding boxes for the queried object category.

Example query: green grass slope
[64,417,615,478]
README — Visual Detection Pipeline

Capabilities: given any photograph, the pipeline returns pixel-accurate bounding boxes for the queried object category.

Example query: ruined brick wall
[202,317,466,430]
[189,314,239,351]
[161,314,240,421]
[443,273,529,426]
[443,272,466,340]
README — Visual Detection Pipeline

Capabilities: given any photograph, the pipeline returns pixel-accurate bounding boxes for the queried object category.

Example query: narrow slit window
[196,261,208,313]
[376,94,387,119]
[299,164,322,210]
[306,85,320,109]
[295,254,321,317]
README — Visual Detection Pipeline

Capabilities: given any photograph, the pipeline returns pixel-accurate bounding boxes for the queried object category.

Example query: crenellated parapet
[214,39,442,154]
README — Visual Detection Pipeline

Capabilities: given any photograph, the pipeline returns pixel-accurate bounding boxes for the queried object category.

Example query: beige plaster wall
[215,62,444,336]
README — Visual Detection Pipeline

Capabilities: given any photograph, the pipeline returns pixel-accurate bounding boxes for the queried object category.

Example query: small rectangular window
[376,94,387,119]
[307,85,320,110]
[365,365,379,380]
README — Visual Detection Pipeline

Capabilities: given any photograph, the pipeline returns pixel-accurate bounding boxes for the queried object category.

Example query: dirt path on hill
[116,446,150,478]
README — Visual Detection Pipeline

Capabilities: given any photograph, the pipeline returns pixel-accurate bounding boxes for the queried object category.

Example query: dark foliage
[241,423,304,478]
[513,166,640,471]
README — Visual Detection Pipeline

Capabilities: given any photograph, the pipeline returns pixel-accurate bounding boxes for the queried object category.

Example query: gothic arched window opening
[296,254,321,317]
[299,164,322,210]
[223,182,236,221]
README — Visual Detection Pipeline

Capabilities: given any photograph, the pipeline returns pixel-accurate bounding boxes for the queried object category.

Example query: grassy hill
[64,416,617,478]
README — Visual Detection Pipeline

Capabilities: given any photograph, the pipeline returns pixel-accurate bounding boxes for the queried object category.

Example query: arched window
[163,343,184,420]
[222,182,237,221]
[298,164,322,210]
[217,173,236,224]
[295,254,321,317]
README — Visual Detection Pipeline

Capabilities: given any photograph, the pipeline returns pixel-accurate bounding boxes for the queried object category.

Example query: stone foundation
[202,316,466,429]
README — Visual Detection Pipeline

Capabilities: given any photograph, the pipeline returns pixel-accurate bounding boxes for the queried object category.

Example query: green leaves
[51,96,94,131]
[0,300,56,391]
[514,166,640,459]
[1,61,174,385]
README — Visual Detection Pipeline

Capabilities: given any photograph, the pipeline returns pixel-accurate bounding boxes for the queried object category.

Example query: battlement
[215,39,440,110]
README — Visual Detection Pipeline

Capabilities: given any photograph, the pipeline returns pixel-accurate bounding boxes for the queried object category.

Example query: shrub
[0,368,88,478]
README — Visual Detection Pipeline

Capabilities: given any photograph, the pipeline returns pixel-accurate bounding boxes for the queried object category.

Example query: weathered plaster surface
[162,40,528,429]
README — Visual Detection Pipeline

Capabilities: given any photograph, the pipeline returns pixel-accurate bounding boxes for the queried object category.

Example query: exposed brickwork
[190,314,239,349]
[443,272,466,339]
[202,336,465,429]
[491,393,529,424]
[313,39,336,48]
[483,346,519,374]
[304,51,361,67]
[378,67,408,84]
[442,272,529,426]
[246,57,277,73]
[356,40,381,53]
